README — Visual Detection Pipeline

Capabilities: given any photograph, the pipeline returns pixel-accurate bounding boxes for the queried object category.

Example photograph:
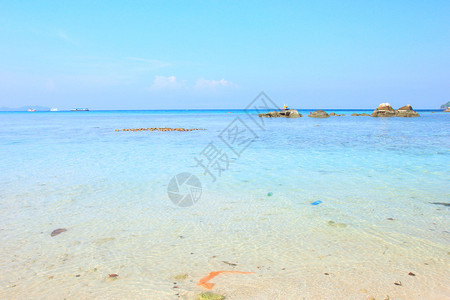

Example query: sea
[0,109,449,299]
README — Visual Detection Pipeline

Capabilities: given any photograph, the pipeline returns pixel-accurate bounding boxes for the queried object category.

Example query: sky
[0,0,449,110]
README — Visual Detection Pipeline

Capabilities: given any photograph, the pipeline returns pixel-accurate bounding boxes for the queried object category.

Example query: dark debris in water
[430,202,450,207]
[50,228,67,237]
[222,261,237,267]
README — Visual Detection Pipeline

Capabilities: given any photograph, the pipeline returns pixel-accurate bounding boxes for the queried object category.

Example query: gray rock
[258,109,302,118]
[308,110,329,118]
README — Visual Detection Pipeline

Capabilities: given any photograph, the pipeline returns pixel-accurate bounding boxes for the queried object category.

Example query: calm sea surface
[0,110,449,299]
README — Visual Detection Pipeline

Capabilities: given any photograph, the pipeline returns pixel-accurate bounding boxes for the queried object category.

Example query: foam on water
[0,110,449,299]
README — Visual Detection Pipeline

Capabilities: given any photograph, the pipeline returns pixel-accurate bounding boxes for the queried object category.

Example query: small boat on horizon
[50,108,58,112]
[71,108,89,111]
[27,108,36,112]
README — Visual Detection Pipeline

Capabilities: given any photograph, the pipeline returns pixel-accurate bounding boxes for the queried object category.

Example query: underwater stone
[198,292,225,300]
[174,274,188,280]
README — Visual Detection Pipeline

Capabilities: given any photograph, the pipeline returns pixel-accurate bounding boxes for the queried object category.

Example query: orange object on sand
[197,271,254,289]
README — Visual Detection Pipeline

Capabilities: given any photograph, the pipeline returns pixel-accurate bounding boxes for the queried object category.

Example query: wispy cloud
[194,78,238,89]
[57,30,77,46]
[149,75,187,90]
[150,76,237,91]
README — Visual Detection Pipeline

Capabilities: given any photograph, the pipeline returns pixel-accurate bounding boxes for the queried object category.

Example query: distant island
[0,105,50,111]
[440,101,450,109]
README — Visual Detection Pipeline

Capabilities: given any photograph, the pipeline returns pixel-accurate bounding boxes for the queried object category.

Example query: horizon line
[0,108,445,112]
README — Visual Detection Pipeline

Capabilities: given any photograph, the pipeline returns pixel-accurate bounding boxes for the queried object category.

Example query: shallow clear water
[0,110,449,299]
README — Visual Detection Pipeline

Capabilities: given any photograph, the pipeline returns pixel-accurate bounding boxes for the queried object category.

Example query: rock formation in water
[444,107,450,112]
[308,110,330,118]
[258,109,302,118]
[351,113,370,116]
[116,128,205,132]
[371,103,396,117]
[329,112,344,116]
[395,105,420,117]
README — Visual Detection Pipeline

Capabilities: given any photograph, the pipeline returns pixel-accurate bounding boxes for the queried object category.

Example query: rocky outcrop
[258,109,302,118]
[371,103,395,117]
[351,113,370,116]
[329,112,344,116]
[444,107,450,112]
[440,101,450,109]
[116,128,205,132]
[308,110,329,118]
[395,105,419,117]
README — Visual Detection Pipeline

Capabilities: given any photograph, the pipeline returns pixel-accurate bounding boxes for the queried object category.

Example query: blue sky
[0,1,449,109]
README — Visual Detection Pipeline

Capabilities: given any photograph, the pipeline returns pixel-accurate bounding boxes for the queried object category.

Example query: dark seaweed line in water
[430,202,450,207]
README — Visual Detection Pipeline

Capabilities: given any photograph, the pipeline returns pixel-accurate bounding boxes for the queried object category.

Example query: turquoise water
[0,110,449,299]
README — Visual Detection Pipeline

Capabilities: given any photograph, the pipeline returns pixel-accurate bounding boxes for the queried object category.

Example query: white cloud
[150,75,186,90]
[194,78,237,89]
